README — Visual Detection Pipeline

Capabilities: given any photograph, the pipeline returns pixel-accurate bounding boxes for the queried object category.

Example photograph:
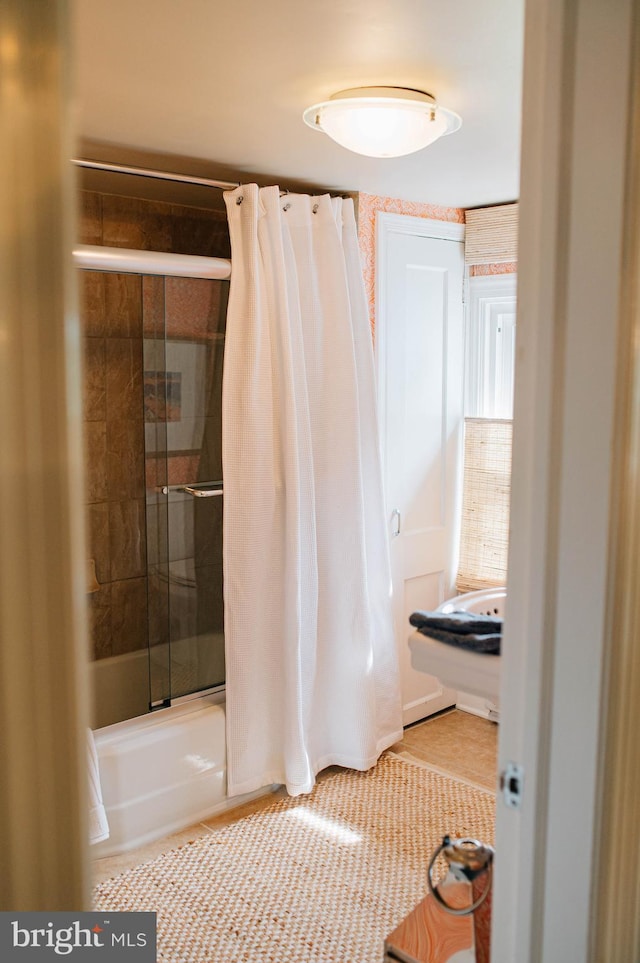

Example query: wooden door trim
[493,0,637,958]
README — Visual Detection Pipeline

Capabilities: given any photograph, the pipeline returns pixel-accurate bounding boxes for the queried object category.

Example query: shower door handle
[181,483,224,497]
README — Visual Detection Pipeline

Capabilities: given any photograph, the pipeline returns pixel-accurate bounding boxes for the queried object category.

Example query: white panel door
[377,214,465,726]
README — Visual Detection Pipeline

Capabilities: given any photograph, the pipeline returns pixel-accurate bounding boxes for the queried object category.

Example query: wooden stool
[384,883,475,963]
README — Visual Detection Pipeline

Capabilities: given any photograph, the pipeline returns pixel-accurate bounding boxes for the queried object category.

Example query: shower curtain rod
[72,158,342,199]
[72,157,240,191]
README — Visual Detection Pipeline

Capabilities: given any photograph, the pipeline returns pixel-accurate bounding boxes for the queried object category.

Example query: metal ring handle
[427,841,493,917]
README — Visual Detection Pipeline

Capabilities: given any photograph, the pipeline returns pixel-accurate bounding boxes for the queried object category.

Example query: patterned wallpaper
[470,261,517,277]
[357,192,518,337]
[357,192,465,338]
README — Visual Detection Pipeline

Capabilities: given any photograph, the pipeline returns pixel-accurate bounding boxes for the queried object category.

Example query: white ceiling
[73,0,525,209]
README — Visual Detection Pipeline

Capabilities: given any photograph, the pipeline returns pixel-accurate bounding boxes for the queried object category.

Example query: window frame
[457,272,517,592]
[465,273,518,419]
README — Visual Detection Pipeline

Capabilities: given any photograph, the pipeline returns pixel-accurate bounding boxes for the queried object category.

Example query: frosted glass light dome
[302,87,462,158]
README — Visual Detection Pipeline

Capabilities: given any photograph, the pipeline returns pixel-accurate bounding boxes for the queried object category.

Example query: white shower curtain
[222,184,402,797]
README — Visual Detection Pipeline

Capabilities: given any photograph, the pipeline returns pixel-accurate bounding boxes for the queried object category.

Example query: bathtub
[91,693,273,858]
[408,587,506,715]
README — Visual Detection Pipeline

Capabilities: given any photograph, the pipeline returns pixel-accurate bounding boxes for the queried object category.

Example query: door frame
[0,0,90,908]
[375,213,466,725]
[493,0,638,959]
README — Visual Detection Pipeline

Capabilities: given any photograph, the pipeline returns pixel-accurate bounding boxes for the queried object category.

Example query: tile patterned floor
[92,708,498,885]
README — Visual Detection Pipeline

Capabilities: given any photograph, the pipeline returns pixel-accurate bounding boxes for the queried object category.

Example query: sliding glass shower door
[145,275,228,707]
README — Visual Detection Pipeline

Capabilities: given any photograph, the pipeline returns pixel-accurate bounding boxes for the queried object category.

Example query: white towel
[87,728,109,844]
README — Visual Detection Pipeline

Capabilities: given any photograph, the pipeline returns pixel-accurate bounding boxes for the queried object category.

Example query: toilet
[408,587,505,704]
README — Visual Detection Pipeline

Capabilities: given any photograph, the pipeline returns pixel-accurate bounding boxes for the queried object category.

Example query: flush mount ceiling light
[302,86,462,158]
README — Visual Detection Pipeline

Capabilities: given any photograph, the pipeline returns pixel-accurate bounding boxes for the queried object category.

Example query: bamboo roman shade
[457,418,513,592]
[464,203,518,264]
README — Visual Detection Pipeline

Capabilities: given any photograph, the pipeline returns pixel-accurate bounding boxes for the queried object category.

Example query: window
[457,274,517,592]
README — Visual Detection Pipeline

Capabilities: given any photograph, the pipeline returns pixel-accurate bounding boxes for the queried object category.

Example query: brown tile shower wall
[82,269,147,661]
[79,190,230,662]
[78,191,231,258]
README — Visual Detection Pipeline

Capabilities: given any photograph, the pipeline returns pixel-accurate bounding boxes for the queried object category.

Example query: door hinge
[500,762,524,809]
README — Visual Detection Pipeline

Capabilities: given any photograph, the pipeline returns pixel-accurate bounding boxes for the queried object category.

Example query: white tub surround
[92,697,273,857]
[87,729,110,845]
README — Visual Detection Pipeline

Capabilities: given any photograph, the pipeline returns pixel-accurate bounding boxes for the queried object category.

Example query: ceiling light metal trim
[302,86,462,159]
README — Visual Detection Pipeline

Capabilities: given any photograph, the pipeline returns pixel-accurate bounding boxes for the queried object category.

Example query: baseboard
[456,692,500,721]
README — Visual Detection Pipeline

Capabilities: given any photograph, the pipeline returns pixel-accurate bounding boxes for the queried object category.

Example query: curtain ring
[236,195,244,205]
[312,203,319,214]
